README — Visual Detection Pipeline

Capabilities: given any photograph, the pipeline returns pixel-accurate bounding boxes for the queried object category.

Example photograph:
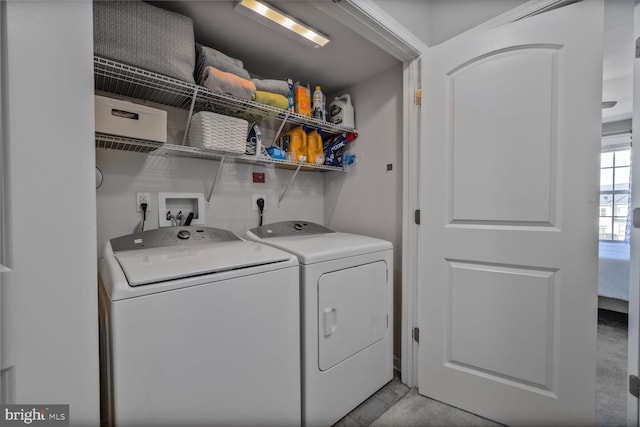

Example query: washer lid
[112,228,291,286]
[246,222,392,265]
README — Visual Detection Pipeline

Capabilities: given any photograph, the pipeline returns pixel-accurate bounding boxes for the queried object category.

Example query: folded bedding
[251,79,291,97]
[201,66,256,100]
[94,1,196,83]
[253,91,289,110]
[197,45,250,82]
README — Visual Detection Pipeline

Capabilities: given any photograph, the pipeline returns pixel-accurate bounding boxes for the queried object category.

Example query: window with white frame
[599,133,632,242]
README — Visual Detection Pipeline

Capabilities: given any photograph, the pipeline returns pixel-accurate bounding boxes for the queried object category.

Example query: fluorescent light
[234,0,330,48]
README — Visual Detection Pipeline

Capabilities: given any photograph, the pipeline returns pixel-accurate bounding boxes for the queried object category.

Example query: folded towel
[199,45,243,69]
[197,45,250,81]
[251,79,291,97]
[201,66,256,100]
[253,91,289,110]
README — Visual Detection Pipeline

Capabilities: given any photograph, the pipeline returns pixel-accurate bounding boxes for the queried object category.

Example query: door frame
[628,3,640,424]
[312,0,576,389]
[0,0,5,401]
[311,0,425,386]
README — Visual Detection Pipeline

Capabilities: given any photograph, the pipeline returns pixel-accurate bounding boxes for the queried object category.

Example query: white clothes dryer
[246,221,393,426]
[98,226,301,426]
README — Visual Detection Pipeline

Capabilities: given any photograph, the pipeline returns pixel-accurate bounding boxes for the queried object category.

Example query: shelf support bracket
[272,111,291,146]
[206,156,225,204]
[181,86,199,146]
[278,163,303,206]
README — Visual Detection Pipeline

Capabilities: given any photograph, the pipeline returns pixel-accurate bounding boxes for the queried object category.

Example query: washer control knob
[294,223,303,231]
[177,230,191,240]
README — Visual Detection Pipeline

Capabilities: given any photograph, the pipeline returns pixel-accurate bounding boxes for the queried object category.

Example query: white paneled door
[419,1,603,425]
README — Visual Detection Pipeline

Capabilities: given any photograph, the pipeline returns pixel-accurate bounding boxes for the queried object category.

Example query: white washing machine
[246,221,393,426]
[98,226,301,427]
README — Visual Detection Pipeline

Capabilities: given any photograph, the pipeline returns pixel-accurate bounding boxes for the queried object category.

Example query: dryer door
[318,260,388,371]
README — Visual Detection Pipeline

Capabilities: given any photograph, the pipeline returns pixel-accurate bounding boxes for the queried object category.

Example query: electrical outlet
[252,194,266,211]
[136,192,151,212]
[252,172,265,183]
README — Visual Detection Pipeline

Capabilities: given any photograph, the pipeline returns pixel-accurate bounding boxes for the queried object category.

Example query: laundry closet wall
[324,64,404,358]
[95,150,324,255]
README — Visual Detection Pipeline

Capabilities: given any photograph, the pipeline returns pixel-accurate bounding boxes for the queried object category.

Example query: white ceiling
[151,1,635,123]
[602,1,634,124]
[149,1,400,96]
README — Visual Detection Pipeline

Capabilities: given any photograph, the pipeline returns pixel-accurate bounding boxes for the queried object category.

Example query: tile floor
[333,374,410,427]
[334,372,498,427]
[333,375,412,426]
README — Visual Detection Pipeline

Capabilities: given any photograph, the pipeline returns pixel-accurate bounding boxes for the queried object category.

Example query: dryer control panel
[249,221,335,239]
[110,226,240,252]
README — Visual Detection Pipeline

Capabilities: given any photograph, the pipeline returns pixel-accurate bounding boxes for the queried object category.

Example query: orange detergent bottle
[307,128,324,165]
[280,125,308,162]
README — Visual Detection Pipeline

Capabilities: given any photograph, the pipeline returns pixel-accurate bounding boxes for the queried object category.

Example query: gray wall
[1,1,99,424]
[96,149,324,253]
[325,63,404,357]
[373,0,432,43]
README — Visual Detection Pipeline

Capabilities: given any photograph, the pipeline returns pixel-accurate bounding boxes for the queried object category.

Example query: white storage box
[188,111,248,154]
[95,95,167,143]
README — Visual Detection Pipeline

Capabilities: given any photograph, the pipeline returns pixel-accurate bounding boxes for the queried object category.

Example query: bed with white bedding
[598,241,630,302]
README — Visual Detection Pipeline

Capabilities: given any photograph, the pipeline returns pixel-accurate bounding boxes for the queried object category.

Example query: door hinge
[636,37,640,58]
[414,209,421,225]
[633,208,640,228]
[630,375,640,398]
[415,88,422,105]
[412,327,419,343]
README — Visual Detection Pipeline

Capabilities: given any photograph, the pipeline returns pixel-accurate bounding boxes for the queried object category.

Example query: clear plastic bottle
[287,79,294,112]
[312,85,326,121]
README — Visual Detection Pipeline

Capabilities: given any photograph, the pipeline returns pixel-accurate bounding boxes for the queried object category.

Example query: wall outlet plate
[158,192,205,227]
[136,192,151,212]
[252,194,266,211]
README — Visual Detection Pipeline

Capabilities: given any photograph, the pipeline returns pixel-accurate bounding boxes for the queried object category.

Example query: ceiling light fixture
[234,0,330,48]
